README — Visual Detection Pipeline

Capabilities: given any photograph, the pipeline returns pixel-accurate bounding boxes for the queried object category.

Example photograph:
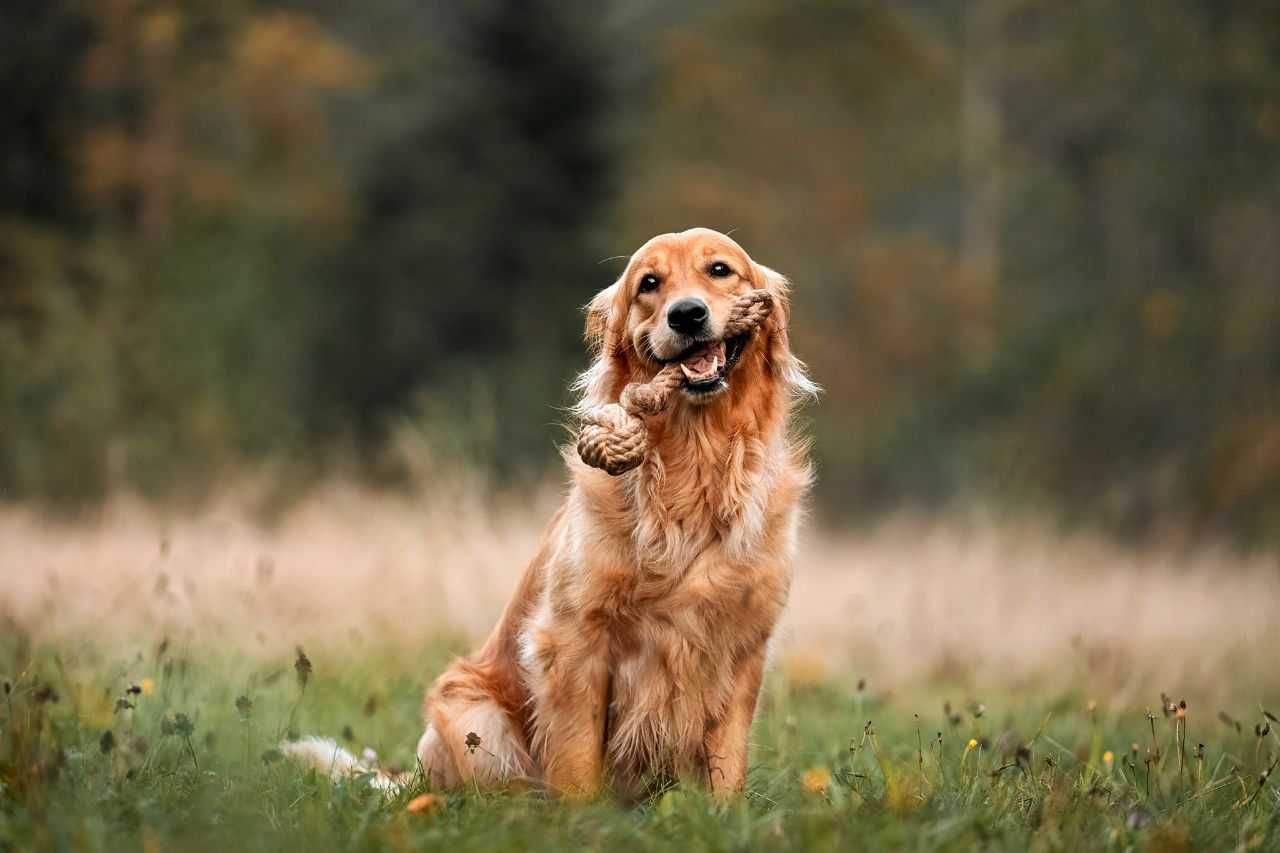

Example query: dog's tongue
[679,341,726,382]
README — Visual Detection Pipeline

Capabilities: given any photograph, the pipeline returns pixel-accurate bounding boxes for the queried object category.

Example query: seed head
[162,712,195,738]
[294,647,312,689]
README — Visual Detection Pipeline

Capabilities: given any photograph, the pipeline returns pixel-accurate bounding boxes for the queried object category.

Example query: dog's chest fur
[598,534,788,785]
[631,410,779,564]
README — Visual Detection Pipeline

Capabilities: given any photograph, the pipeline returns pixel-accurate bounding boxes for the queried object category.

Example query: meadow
[2,488,1279,851]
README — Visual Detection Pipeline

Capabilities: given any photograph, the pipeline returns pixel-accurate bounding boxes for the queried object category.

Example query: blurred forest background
[3,0,1279,545]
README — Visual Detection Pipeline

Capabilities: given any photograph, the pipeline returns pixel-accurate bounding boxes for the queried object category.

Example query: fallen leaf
[406,793,441,815]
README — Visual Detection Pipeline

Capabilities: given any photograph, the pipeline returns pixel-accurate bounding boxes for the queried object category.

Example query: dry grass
[2,486,1277,701]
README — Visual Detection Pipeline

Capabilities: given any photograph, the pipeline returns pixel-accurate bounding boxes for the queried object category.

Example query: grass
[2,637,1279,852]
[2,490,1279,850]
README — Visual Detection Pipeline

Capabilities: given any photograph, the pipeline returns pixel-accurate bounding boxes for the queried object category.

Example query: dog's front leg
[703,644,768,798]
[536,633,610,798]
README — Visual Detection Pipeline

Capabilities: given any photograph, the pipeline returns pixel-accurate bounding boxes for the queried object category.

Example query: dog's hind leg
[419,523,550,789]
[423,666,534,787]
[415,724,460,788]
[427,697,532,785]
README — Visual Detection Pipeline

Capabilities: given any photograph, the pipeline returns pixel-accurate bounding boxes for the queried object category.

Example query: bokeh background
[4,0,1280,548]
[5,19,1280,849]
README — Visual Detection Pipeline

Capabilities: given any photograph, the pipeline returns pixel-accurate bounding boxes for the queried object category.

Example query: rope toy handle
[576,289,774,475]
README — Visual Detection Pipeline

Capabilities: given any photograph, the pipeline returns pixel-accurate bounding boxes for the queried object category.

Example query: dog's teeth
[680,364,696,380]
[712,356,720,373]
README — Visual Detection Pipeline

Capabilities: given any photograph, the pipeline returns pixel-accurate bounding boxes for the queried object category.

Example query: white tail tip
[279,736,408,792]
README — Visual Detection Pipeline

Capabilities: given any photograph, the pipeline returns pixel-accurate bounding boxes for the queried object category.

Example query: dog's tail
[279,736,413,792]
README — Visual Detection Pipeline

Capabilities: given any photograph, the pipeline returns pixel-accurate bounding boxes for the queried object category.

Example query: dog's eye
[638,273,660,294]
[709,262,732,278]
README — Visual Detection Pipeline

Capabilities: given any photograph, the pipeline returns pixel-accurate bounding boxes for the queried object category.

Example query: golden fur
[417,228,815,798]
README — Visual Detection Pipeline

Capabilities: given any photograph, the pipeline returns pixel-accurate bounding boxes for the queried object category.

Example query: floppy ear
[751,262,792,330]
[751,261,819,401]
[573,279,630,413]
[584,282,619,355]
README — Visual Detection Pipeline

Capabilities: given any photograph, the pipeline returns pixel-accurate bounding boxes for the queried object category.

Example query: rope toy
[576,289,774,476]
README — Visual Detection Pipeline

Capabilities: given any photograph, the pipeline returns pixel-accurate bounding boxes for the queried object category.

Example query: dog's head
[579,228,815,412]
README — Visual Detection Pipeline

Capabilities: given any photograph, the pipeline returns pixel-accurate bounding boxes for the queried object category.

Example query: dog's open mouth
[672,334,749,396]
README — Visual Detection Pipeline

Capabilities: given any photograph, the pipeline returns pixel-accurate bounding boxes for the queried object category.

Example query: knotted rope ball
[577,289,774,476]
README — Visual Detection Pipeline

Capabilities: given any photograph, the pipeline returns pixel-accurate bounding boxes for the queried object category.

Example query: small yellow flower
[142,826,161,853]
[801,766,831,794]
[1103,750,1115,768]
[406,793,441,815]
[140,678,155,696]
[967,738,978,751]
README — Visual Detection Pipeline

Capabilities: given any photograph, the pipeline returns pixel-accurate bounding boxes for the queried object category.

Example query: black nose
[667,298,710,334]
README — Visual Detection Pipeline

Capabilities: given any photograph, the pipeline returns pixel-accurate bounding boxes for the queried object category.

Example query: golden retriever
[287,228,815,798]
[411,227,816,798]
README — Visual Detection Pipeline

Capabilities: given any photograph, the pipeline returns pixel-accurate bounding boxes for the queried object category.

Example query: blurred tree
[308,0,619,474]
[2,0,1279,545]
[0,0,90,225]
[0,0,99,499]
[968,0,1280,539]
[0,0,370,502]
[0,0,91,333]
[616,0,1280,543]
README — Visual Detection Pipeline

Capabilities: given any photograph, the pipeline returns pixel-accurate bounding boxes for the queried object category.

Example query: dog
[288,228,815,798]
